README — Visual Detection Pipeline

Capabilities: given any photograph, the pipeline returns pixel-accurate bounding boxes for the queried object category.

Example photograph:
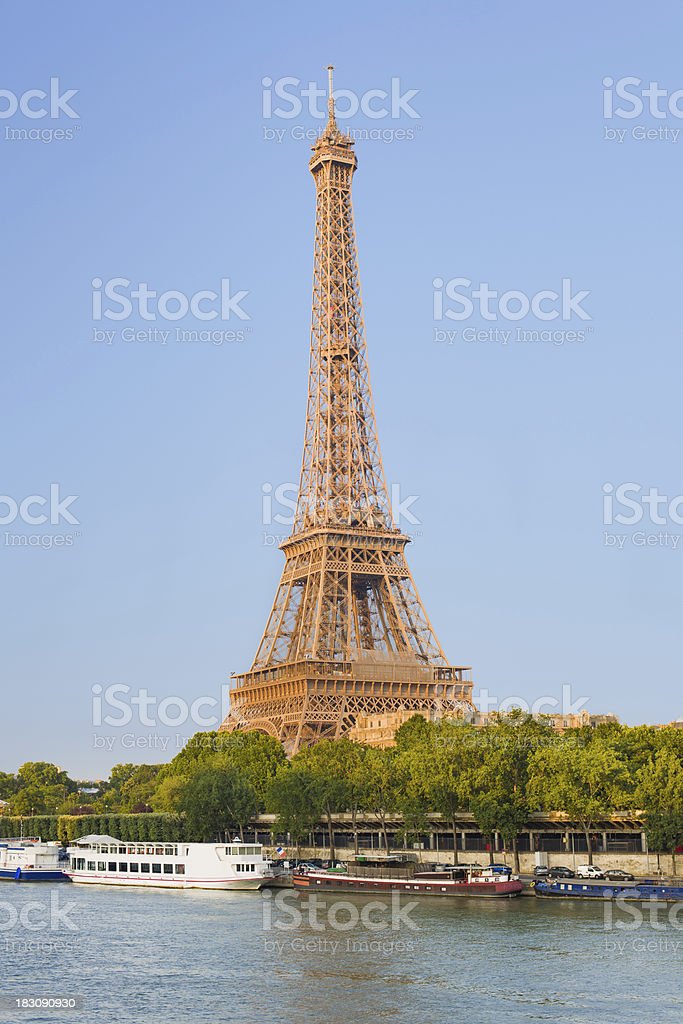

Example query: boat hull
[66,871,266,891]
[0,868,69,882]
[534,880,683,902]
[293,872,523,898]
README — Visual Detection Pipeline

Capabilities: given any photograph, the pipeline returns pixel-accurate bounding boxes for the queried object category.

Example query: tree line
[3,714,683,870]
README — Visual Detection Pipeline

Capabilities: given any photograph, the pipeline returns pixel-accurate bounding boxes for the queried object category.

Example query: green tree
[472,711,553,870]
[0,772,20,799]
[290,740,355,860]
[394,714,435,752]
[9,763,74,816]
[267,766,325,853]
[212,732,287,807]
[408,720,481,864]
[150,775,188,813]
[179,768,258,842]
[362,747,401,853]
[528,736,630,863]
[161,731,287,810]
[636,747,683,876]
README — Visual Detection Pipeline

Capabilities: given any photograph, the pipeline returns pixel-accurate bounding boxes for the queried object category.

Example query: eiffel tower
[221,68,474,753]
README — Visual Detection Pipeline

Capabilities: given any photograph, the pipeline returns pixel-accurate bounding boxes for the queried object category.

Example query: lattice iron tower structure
[221,68,474,753]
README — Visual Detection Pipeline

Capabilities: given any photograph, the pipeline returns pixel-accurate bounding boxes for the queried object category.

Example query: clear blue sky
[2,1,682,779]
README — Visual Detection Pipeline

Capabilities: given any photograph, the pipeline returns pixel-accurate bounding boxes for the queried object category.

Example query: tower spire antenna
[326,64,337,130]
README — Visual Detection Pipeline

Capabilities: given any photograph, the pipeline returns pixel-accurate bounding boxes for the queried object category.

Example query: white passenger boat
[66,834,274,890]
[0,838,69,881]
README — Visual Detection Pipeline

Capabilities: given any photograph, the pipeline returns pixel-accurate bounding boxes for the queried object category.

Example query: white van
[575,864,605,879]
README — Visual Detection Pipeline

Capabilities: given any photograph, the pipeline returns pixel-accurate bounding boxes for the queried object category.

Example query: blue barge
[533,878,683,902]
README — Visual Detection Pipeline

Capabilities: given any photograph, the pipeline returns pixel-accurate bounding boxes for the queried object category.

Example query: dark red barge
[292,855,523,898]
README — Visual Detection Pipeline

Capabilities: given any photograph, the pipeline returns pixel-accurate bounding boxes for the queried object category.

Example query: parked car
[547,866,575,879]
[488,863,512,874]
[575,864,605,879]
[533,865,550,878]
[603,869,635,882]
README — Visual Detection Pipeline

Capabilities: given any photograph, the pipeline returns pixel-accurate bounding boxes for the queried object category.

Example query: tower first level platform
[226,659,473,753]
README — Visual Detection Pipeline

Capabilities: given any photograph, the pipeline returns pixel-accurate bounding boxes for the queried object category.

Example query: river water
[1,882,681,1023]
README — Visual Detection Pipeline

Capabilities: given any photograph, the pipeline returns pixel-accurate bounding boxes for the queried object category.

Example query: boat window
[152,863,162,874]
[87,861,96,871]
[141,863,150,873]
[127,847,135,855]
[155,847,164,856]
[130,863,139,873]
[163,864,173,874]
[164,847,175,856]
[108,862,116,872]
[146,847,154,855]
[98,862,105,871]
[101,846,109,854]
[119,863,128,872]
[175,864,185,875]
